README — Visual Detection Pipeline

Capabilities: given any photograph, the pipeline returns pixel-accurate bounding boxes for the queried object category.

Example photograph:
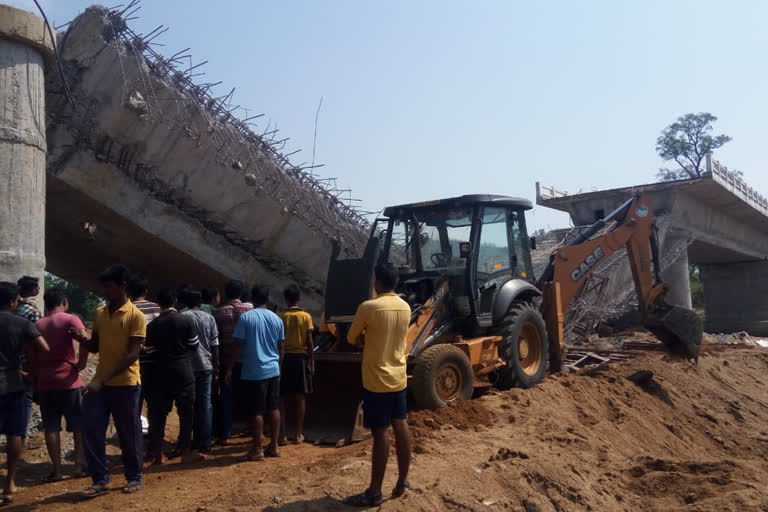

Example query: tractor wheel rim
[436,363,462,402]
[518,323,541,376]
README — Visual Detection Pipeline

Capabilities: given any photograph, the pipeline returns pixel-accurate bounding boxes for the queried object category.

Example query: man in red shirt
[35,291,89,481]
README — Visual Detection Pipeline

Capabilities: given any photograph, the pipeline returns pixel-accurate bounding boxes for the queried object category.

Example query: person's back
[182,309,218,372]
[35,311,85,391]
[146,310,198,378]
[0,310,38,398]
[236,308,284,380]
[351,294,411,393]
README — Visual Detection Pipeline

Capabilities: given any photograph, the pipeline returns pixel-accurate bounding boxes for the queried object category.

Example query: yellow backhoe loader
[303,193,701,444]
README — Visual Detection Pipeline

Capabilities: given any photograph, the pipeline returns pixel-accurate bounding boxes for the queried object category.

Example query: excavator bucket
[300,353,369,446]
[645,304,703,360]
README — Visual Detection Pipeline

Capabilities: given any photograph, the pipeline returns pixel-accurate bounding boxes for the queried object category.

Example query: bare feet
[278,437,288,446]
[291,434,305,445]
[151,454,168,466]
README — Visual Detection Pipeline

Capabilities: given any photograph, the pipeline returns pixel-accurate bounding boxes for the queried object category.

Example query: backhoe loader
[303,193,702,444]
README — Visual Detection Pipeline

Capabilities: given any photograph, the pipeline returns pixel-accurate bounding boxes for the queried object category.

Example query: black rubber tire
[494,302,549,390]
[410,344,474,409]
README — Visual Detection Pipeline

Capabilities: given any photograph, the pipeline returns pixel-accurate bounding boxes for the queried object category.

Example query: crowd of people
[0,262,412,507]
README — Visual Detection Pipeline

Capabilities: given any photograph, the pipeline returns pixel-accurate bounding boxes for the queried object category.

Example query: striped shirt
[15,298,41,373]
[134,300,161,325]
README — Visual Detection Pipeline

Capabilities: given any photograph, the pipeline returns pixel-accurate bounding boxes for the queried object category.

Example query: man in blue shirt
[227,285,284,461]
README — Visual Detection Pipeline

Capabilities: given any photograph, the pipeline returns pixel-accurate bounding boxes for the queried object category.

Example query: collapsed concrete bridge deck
[537,159,768,335]
[1,4,369,314]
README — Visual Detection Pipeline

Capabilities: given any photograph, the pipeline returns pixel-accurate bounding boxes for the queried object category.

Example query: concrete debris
[125,90,147,114]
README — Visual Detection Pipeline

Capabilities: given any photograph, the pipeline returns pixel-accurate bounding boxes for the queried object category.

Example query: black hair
[156,288,178,310]
[251,285,269,307]
[240,289,252,304]
[127,275,149,300]
[98,264,131,286]
[44,290,67,311]
[0,282,18,309]
[181,289,203,308]
[17,275,39,296]
[202,286,219,304]
[283,284,301,306]
[224,279,244,300]
[375,263,399,292]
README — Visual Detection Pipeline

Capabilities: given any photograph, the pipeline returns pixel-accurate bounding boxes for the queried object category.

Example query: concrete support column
[661,235,692,309]
[700,261,768,336]
[0,5,53,291]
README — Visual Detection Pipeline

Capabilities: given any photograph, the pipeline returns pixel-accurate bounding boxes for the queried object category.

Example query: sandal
[79,484,110,499]
[264,446,281,458]
[0,495,14,507]
[241,449,264,462]
[122,480,142,494]
[343,489,383,507]
[392,481,410,498]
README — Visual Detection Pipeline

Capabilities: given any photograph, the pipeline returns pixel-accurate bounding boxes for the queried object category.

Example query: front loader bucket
[645,304,702,360]
[300,353,369,446]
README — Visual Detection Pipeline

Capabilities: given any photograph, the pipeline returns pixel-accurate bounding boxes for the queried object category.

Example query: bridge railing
[706,154,768,216]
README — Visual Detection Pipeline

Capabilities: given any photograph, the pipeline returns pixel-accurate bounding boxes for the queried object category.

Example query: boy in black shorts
[278,285,314,445]
[0,282,49,504]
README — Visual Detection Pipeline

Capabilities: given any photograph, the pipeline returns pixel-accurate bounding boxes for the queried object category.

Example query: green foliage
[44,273,103,321]
[689,264,705,311]
[656,113,732,181]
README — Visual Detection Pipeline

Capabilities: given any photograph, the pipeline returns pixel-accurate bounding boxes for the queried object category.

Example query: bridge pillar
[661,234,692,309]
[0,5,53,290]
[700,261,768,336]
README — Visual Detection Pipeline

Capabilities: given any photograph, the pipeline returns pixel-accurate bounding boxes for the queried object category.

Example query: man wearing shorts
[344,264,412,507]
[0,282,49,505]
[35,290,90,481]
[228,285,284,461]
[278,284,314,445]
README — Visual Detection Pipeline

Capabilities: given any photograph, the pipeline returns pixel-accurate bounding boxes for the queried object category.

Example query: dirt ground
[4,344,768,511]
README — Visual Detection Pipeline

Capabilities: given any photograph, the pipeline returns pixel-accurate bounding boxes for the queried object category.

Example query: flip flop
[79,484,110,500]
[392,481,410,498]
[122,480,142,494]
[0,495,14,507]
[343,489,383,507]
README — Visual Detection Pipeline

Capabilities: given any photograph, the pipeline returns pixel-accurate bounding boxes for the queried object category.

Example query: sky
[9,0,768,231]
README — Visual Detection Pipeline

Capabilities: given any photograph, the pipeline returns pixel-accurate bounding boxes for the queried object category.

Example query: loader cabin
[379,194,535,321]
[322,194,536,340]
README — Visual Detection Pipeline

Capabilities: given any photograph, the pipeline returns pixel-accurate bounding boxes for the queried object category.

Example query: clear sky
[9,0,768,231]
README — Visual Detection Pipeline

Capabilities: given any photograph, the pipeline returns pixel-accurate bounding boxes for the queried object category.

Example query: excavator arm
[539,194,702,369]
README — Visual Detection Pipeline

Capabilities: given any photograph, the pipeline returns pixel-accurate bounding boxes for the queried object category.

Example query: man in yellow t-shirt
[70,265,146,498]
[277,285,314,446]
[344,263,412,507]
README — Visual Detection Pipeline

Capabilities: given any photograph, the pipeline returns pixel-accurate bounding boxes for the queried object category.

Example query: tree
[655,113,731,181]
[44,273,103,322]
